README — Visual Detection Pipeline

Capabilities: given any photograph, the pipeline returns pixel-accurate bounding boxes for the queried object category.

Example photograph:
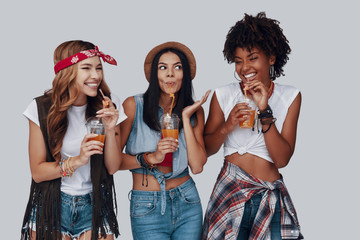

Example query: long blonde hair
[46,40,111,161]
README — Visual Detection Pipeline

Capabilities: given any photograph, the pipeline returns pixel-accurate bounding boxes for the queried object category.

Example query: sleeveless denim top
[126,94,194,214]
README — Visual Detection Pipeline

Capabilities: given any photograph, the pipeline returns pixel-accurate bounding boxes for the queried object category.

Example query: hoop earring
[269,65,275,80]
[234,70,242,82]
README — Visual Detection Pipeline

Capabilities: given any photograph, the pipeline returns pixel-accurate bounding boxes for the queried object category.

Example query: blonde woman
[21,40,126,240]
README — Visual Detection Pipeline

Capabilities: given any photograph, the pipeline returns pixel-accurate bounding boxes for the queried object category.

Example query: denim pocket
[181,185,201,204]
[130,195,156,218]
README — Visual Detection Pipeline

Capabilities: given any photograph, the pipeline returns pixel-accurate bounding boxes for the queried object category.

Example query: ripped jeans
[60,192,94,238]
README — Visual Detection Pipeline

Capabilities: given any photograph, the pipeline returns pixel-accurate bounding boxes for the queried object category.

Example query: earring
[234,70,242,82]
[269,65,275,80]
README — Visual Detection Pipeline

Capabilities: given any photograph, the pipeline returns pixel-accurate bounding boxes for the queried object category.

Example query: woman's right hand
[76,133,104,167]
[224,102,252,133]
[148,137,178,165]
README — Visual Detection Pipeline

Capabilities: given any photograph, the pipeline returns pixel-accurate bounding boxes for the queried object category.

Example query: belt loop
[128,190,132,201]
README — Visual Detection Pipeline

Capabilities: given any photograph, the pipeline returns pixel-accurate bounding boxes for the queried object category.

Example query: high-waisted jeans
[129,178,203,240]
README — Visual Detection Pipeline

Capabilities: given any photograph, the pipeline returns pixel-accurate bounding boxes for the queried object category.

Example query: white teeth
[86,83,97,87]
[244,73,256,79]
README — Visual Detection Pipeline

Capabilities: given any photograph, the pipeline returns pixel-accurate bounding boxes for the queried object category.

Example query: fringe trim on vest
[21,94,119,240]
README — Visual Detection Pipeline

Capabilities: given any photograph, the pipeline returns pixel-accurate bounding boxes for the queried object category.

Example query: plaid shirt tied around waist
[202,161,303,240]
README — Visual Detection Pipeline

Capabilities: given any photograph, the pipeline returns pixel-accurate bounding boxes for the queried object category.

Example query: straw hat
[144,41,196,81]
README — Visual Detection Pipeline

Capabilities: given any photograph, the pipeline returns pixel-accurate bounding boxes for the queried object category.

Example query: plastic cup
[161,113,180,139]
[238,97,256,129]
[86,117,105,143]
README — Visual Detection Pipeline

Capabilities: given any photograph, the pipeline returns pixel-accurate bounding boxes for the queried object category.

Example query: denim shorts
[129,178,203,240]
[237,191,282,240]
[60,191,93,238]
[25,191,111,238]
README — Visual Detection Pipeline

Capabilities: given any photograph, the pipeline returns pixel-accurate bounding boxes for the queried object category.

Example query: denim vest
[126,94,194,214]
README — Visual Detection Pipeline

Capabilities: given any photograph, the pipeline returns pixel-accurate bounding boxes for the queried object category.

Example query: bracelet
[59,157,74,178]
[262,123,272,133]
[66,157,74,174]
[135,153,142,167]
[257,105,273,119]
[260,117,277,125]
[143,152,156,168]
[136,152,156,169]
[59,161,66,177]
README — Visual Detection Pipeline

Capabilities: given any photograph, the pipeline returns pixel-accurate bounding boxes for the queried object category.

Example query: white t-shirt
[23,93,127,195]
[216,82,299,163]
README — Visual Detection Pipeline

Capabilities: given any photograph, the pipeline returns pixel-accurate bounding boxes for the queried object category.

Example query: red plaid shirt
[202,161,303,240]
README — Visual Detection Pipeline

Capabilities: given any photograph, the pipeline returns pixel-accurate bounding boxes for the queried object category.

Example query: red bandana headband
[54,46,117,74]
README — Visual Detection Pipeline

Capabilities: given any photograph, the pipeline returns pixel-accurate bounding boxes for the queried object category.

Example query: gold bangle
[66,157,74,175]
[68,157,75,173]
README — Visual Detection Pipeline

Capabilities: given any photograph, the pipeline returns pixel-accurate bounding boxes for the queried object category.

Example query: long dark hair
[143,48,194,131]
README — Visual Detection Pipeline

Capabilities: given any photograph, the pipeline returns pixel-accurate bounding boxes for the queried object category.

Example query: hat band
[54,46,117,74]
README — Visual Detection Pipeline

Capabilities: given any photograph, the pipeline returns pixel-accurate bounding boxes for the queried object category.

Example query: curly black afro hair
[223,12,291,80]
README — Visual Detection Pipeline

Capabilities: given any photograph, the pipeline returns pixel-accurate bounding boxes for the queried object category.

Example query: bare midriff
[225,152,281,182]
[132,165,190,191]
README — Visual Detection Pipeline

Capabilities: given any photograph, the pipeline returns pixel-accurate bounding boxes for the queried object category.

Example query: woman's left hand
[244,81,268,111]
[182,90,211,119]
[96,96,119,131]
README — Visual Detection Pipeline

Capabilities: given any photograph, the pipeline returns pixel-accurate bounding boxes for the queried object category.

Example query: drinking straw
[99,88,110,109]
[92,89,107,134]
[99,89,106,99]
[169,85,175,116]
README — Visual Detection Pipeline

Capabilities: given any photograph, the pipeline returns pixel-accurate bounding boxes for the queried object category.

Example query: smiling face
[157,51,183,96]
[73,56,103,106]
[234,47,275,85]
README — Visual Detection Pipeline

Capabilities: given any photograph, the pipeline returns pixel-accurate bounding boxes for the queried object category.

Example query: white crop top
[23,93,127,195]
[215,82,299,163]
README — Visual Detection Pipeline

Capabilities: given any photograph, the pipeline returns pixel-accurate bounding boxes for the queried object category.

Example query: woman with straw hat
[119,41,210,239]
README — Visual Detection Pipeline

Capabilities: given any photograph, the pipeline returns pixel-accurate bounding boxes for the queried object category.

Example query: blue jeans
[60,192,93,238]
[130,178,203,240]
[237,192,282,240]
[25,192,111,238]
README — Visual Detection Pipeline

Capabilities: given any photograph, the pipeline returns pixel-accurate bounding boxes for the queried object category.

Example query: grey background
[1,0,359,239]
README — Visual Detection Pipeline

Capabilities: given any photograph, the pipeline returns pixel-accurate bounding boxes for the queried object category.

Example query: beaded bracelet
[59,157,74,178]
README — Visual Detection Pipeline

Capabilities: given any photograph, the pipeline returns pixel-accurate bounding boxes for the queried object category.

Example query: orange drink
[237,96,256,129]
[239,110,255,128]
[86,117,105,147]
[161,113,180,140]
[88,134,105,143]
[162,129,179,139]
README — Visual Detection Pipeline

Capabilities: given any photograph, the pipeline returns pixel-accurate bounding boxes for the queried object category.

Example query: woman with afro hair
[202,12,303,240]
